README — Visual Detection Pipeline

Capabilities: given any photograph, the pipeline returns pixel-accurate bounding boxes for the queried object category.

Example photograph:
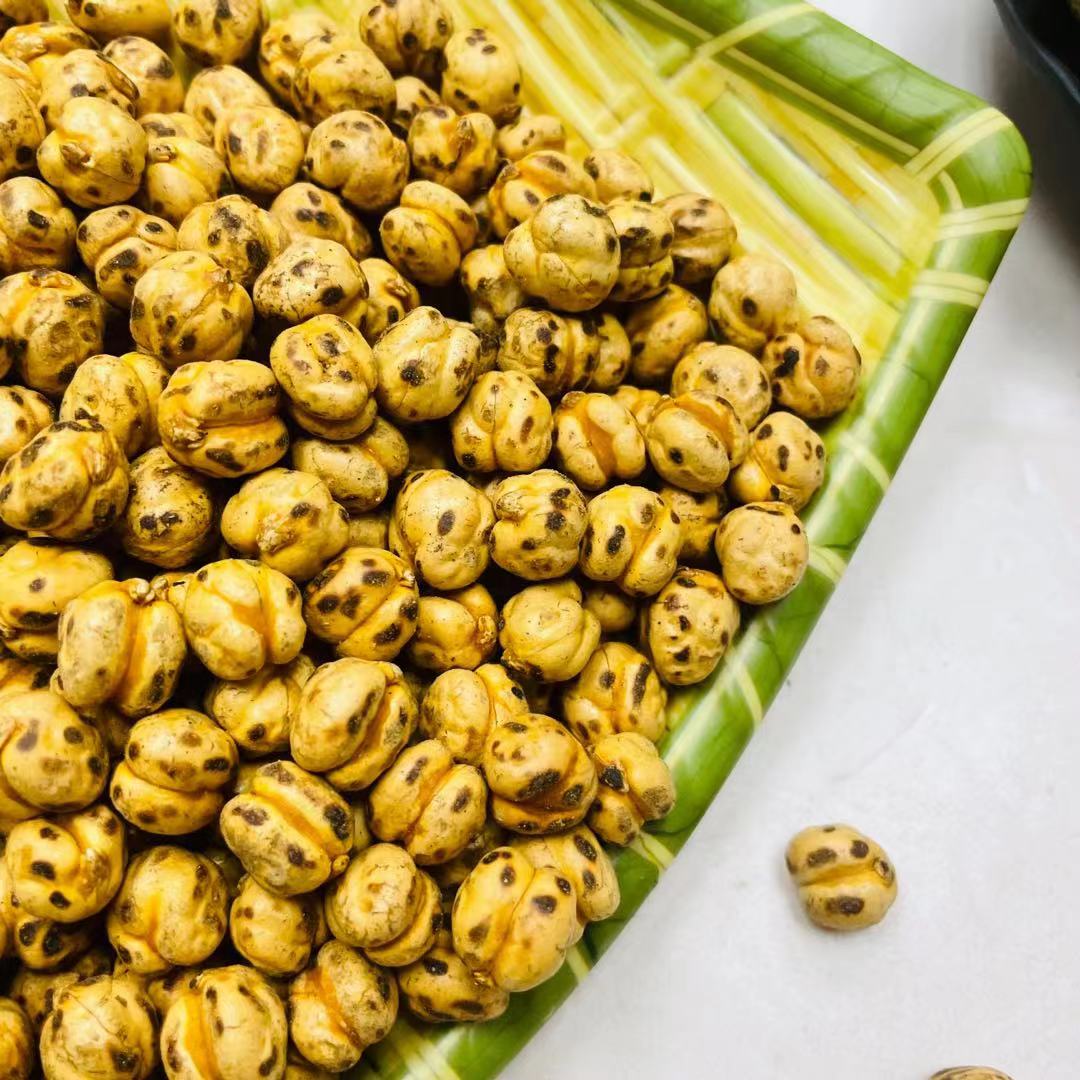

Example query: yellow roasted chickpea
[292,30,395,125]
[38,98,146,208]
[419,662,527,765]
[357,256,419,341]
[497,307,601,397]
[54,578,184,718]
[324,843,440,965]
[441,27,521,125]
[450,369,552,473]
[499,580,600,684]
[140,136,232,225]
[408,105,497,198]
[0,657,50,700]
[290,658,417,789]
[5,803,123,924]
[204,654,315,758]
[102,35,181,112]
[118,447,218,568]
[0,540,112,662]
[730,411,825,511]
[107,846,228,973]
[0,23,92,83]
[302,546,419,660]
[0,420,128,541]
[288,941,397,1073]
[0,65,42,183]
[488,150,596,238]
[389,469,494,590]
[183,63,272,134]
[368,739,487,864]
[657,193,737,284]
[0,269,105,395]
[661,485,727,562]
[460,244,525,332]
[504,194,619,313]
[709,252,799,353]
[582,147,653,203]
[488,469,587,580]
[258,9,338,105]
[495,113,565,161]
[671,341,770,430]
[398,935,509,1023]
[214,105,306,198]
[0,0,46,35]
[786,823,897,931]
[181,559,305,680]
[0,385,52,465]
[408,584,497,672]
[762,314,862,419]
[172,0,262,66]
[452,845,577,990]
[37,48,138,130]
[607,197,674,302]
[580,485,681,598]
[715,501,809,604]
[0,176,76,272]
[222,468,350,582]
[611,383,663,427]
[220,759,352,897]
[645,391,750,493]
[253,237,368,328]
[39,974,157,1080]
[581,581,637,635]
[76,204,177,308]
[230,874,325,977]
[641,568,740,686]
[625,284,708,384]
[380,179,478,287]
[9,909,96,971]
[8,945,112,1032]
[160,965,288,1080]
[391,72,439,133]
[177,194,289,290]
[428,815,504,891]
[139,110,210,144]
[157,360,288,478]
[271,182,373,261]
[109,709,237,834]
[551,391,646,491]
[562,642,666,745]
[930,1070,1013,1080]
[304,110,409,214]
[343,509,389,549]
[588,731,675,845]
[360,0,453,79]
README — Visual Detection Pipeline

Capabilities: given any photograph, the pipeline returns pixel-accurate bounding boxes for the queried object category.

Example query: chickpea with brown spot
[488,150,596,237]
[551,390,646,491]
[408,584,498,672]
[497,307,600,397]
[0,176,76,273]
[77,204,177,308]
[714,501,809,605]
[359,0,454,81]
[762,314,862,419]
[381,179,478,287]
[441,27,521,126]
[271,181,373,260]
[292,30,396,125]
[729,411,826,511]
[408,104,498,198]
[139,134,232,224]
[254,237,368,327]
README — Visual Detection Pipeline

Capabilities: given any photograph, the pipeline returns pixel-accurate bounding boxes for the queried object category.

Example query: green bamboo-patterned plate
[278,0,1026,1075]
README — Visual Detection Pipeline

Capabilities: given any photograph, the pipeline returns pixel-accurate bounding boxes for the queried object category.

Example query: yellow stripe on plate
[617,0,711,41]
[386,1026,443,1080]
[732,653,766,726]
[910,283,985,307]
[916,269,988,294]
[836,431,893,490]
[941,197,1030,225]
[938,214,1028,240]
[635,831,676,869]
[808,545,848,584]
[697,2,813,58]
[565,945,592,982]
[908,109,1014,181]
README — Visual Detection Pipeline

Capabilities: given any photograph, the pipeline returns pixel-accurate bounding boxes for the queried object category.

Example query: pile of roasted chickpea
[0,0,863,1075]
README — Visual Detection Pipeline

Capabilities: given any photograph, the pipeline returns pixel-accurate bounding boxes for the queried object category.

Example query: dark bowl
[994,0,1080,110]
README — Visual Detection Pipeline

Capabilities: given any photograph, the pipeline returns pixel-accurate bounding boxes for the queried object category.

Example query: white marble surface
[508,2,1080,1077]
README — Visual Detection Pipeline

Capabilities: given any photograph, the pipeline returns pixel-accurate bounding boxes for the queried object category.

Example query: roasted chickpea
[641,568,740,686]
[488,150,595,238]
[428,815,504,892]
[0,658,49,702]
[221,759,352,897]
[670,342,769,431]
[292,30,395,125]
[157,360,288,479]
[0,1000,38,1078]
[271,182,373,261]
[583,147,653,203]
[625,284,708,384]
[660,486,726,562]
[38,98,146,208]
[139,110,210,144]
[161,965,288,1080]
[499,580,600,684]
[714,501,809,604]
[139,136,231,225]
[368,739,487,864]
[360,0,452,79]
[441,27,521,125]
[380,179,478,287]
[302,547,419,661]
[183,63,272,134]
[343,509,389,549]
[258,10,338,106]
[65,0,168,41]
[655,192,736,284]
[450,370,551,473]
[495,112,565,161]
[930,1070,1013,1080]
[8,945,111,1031]
[253,238,368,327]
[0,0,45,35]
[452,845,577,990]
[230,874,325,977]
[611,383,663,427]
[39,974,157,1080]
[607,197,675,302]
[181,559,305,680]
[177,194,289,290]
[351,261,414,343]
[0,385,52,465]
[0,22,92,82]
[288,941,397,1073]
[581,314,627,393]
[419,662,527,765]
[0,268,105,395]
[709,252,798,353]
[0,420,128,541]
[119,447,218,568]
[398,936,509,1023]
[76,204,177,308]
[0,540,112,662]
[38,48,135,129]
[204,654,315,758]
[0,176,76,272]
[497,308,601,397]
[459,244,525,333]
[99,37,178,118]
[408,584,497,672]
[106,846,227,973]
[581,581,637,635]
[391,73,439,133]
[304,110,409,214]
[407,105,497,198]
[588,731,674,845]
[389,469,494,589]
[213,106,306,198]
[551,391,646,491]
[729,411,825,511]
[9,909,95,970]
[762,314,862,418]
[324,843,440,965]
[172,0,262,66]
[580,485,681,598]
[786,823,897,931]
